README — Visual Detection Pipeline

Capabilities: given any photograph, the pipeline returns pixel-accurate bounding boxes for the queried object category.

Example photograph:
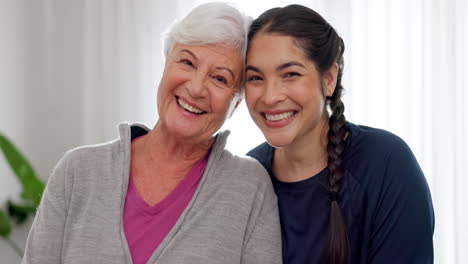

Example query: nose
[261,80,286,105]
[187,72,208,98]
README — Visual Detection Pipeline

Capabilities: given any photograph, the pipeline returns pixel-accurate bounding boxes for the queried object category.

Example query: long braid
[324,35,350,264]
[325,75,350,264]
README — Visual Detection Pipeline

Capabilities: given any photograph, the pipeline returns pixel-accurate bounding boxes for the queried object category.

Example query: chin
[264,134,294,148]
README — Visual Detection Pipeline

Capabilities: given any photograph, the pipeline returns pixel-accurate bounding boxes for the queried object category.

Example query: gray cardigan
[22,123,281,264]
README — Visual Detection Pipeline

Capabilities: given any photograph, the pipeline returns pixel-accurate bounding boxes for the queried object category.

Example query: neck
[273,115,329,182]
[135,121,213,173]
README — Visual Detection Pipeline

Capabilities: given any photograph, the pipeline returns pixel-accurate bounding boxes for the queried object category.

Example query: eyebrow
[276,61,306,71]
[180,49,235,79]
[180,49,197,59]
[245,65,262,73]
[215,67,235,80]
[246,61,306,73]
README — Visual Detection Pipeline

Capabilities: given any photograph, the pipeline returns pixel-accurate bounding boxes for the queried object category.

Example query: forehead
[172,43,243,70]
[247,34,310,66]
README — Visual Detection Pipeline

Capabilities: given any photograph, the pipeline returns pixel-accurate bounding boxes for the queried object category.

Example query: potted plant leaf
[0,133,45,258]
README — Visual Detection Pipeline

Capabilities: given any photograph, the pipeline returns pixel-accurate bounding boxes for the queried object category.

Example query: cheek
[160,68,189,94]
[157,72,184,109]
[294,79,324,102]
[156,80,167,106]
[244,85,261,109]
[157,80,172,106]
[305,91,327,114]
[212,89,235,114]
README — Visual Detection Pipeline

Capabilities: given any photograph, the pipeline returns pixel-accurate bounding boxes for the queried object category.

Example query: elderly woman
[22,3,281,264]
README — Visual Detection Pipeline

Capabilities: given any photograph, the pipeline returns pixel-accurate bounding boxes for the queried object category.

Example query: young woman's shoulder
[345,122,426,185]
[246,142,273,173]
[345,122,434,262]
[345,122,423,177]
[346,122,412,156]
[344,122,432,214]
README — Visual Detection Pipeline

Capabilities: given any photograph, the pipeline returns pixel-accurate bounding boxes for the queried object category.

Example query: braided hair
[247,5,349,264]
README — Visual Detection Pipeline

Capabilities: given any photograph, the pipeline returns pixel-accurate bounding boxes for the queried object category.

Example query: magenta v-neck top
[123,138,210,264]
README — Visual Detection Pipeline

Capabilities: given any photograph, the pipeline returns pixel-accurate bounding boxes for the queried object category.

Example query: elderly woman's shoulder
[61,138,122,164]
[211,149,276,204]
[212,131,271,184]
[218,149,272,184]
[51,138,123,182]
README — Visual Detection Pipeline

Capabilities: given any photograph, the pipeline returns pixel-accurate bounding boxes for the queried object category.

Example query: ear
[323,63,339,97]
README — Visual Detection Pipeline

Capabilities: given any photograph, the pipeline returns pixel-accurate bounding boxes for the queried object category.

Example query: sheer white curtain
[0,0,466,263]
[343,1,468,263]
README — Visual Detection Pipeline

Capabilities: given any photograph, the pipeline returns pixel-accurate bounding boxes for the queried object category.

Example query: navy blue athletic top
[247,122,434,264]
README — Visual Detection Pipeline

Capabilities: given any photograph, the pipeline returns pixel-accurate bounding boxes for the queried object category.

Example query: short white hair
[163,2,252,62]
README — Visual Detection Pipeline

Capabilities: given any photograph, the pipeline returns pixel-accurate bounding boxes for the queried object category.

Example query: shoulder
[343,122,429,198]
[345,122,423,176]
[47,138,125,194]
[246,142,273,175]
[346,122,412,156]
[40,139,122,204]
[49,122,135,184]
[345,124,434,257]
[207,139,275,197]
[345,122,433,216]
[210,131,272,187]
[202,147,278,222]
[246,142,272,162]
[218,148,272,186]
[344,122,420,176]
[60,139,122,170]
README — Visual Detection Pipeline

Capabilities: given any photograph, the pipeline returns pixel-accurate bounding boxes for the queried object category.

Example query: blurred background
[0,0,466,263]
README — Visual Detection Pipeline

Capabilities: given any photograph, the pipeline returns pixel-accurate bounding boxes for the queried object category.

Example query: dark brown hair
[247,5,349,264]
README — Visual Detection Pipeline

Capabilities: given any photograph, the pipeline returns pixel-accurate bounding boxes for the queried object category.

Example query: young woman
[245,5,434,264]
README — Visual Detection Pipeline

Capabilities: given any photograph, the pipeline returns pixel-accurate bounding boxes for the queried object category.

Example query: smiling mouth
[176,97,207,114]
[263,111,297,121]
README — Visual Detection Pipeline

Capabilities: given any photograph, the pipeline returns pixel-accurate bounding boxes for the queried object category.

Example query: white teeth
[265,111,295,121]
[177,98,205,114]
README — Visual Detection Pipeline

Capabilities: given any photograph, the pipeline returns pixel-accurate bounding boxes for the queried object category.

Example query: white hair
[163,2,252,63]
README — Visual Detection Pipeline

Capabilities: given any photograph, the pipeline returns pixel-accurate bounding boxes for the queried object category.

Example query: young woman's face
[245,33,336,147]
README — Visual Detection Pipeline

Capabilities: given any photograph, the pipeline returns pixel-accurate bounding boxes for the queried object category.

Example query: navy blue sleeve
[368,135,434,263]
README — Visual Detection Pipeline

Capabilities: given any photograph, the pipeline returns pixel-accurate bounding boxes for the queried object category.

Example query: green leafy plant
[0,132,45,257]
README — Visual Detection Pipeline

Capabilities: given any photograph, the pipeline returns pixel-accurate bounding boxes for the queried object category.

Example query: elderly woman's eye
[214,75,228,85]
[180,59,194,67]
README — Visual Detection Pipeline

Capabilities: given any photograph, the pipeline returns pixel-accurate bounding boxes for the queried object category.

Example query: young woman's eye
[247,75,263,81]
[284,72,301,78]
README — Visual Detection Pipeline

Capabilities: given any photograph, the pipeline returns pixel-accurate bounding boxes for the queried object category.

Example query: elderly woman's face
[157,43,243,142]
